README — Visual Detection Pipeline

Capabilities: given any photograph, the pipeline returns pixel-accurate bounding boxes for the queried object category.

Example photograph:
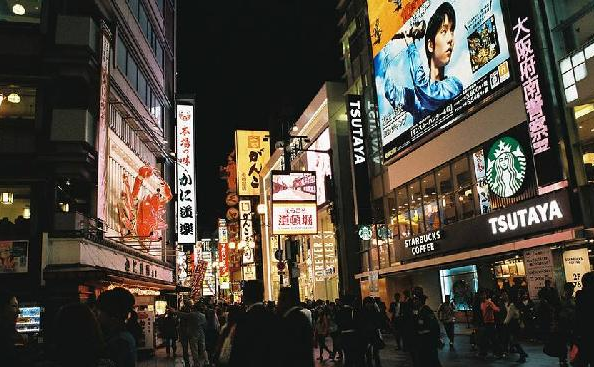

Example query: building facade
[0,0,177,342]
[338,0,594,311]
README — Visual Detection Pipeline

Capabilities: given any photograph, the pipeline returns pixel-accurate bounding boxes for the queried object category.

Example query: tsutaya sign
[487,199,564,235]
[347,94,372,225]
[397,189,573,262]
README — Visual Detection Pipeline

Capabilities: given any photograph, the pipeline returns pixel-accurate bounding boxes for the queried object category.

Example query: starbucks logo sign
[486,137,527,197]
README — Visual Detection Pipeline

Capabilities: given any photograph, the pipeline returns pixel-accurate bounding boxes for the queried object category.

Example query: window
[0,186,31,238]
[453,156,475,219]
[139,6,149,38]
[421,172,440,230]
[387,193,398,261]
[116,34,127,73]
[436,165,456,225]
[379,242,389,268]
[370,245,379,270]
[138,72,147,105]
[156,42,163,70]
[0,86,36,120]
[396,186,411,238]
[0,0,42,24]
[361,252,370,272]
[127,54,138,90]
[409,179,424,235]
[127,0,139,19]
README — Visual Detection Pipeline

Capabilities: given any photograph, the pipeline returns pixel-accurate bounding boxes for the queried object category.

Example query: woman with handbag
[504,293,528,363]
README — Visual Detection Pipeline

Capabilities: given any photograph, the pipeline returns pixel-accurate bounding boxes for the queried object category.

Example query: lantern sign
[176,104,197,244]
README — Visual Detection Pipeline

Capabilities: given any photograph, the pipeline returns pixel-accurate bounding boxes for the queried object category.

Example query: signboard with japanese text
[235,130,270,196]
[176,249,189,286]
[239,200,254,244]
[508,0,563,187]
[96,26,111,221]
[202,251,215,296]
[176,104,196,244]
[219,242,229,277]
[218,218,228,244]
[190,260,208,301]
[272,202,318,235]
[369,0,513,162]
[306,128,332,205]
[0,241,28,273]
[563,248,591,292]
[271,171,317,202]
[524,246,554,300]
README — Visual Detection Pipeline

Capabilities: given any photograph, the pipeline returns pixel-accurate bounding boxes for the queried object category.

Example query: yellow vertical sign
[235,130,270,196]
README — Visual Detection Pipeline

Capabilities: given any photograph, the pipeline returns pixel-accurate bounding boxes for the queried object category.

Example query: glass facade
[0,186,31,238]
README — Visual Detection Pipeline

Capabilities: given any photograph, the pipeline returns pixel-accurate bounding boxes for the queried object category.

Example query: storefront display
[439,265,478,310]
[493,257,526,290]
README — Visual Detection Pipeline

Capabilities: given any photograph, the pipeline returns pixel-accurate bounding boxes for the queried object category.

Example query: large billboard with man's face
[369,0,513,162]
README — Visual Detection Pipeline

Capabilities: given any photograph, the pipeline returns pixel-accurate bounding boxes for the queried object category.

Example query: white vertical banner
[524,246,554,300]
[96,25,111,221]
[239,200,253,243]
[563,248,591,291]
[176,105,196,244]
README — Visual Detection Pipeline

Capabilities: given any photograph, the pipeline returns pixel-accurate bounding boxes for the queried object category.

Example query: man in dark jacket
[0,290,22,367]
[228,280,276,367]
[336,295,365,367]
[277,287,313,367]
[576,271,594,365]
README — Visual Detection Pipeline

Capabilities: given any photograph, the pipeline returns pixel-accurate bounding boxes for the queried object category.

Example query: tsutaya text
[488,199,563,234]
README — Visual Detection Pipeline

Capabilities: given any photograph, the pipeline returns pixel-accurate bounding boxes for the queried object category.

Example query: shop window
[436,165,456,225]
[369,245,379,270]
[0,0,42,24]
[453,156,475,220]
[493,258,527,292]
[472,149,491,214]
[439,265,478,311]
[379,243,389,269]
[361,251,370,272]
[372,198,385,223]
[0,86,36,120]
[408,179,424,235]
[0,186,31,238]
[396,186,411,238]
[421,172,440,231]
[387,193,398,262]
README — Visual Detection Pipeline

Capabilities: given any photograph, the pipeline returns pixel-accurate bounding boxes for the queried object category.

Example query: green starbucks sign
[486,137,527,198]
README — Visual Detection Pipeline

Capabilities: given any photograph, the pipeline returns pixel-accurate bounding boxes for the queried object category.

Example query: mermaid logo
[486,137,526,198]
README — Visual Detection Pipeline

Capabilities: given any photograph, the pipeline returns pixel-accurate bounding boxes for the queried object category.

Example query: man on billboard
[384,2,463,124]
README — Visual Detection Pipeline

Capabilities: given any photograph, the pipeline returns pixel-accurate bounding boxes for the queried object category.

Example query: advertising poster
[272,171,317,202]
[235,130,270,196]
[0,241,28,273]
[272,202,318,235]
[306,129,332,205]
[524,246,554,300]
[202,251,215,296]
[370,0,512,161]
[176,104,196,244]
[137,310,154,350]
[563,248,591,292]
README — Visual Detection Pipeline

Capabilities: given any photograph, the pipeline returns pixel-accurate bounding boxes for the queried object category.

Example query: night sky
[176,0,344,235]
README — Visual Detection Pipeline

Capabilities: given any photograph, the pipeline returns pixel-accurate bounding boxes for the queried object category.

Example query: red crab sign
[118,165,172,247]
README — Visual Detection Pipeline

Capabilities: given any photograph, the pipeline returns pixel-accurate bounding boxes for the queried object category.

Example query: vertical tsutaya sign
[347,95,372,225]
[96,23,111,221]
[524,246,554,300]
[509,1,563,187]
[563,248,591,292]
[176,104,196,244]
[235,131,270,196]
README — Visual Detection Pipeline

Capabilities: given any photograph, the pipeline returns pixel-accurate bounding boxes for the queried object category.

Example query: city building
[259,82,360,301]
[0,0,177,341]
[338,0,594,310]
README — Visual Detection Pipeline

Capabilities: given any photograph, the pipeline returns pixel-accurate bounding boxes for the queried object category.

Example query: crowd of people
[3,272,594,367]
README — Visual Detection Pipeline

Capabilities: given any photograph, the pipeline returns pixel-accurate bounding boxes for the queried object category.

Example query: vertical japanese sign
[239,200,254,244]
[190,260,208,301]
[509,1,563,187]
[96,23,111,221]
[524,246,554,300]
[202,251,215,296]
[176,104,196,244]
[235,131,270,196]
[347,94,372,225]
[218,218,228,244]
[219,242,230,289]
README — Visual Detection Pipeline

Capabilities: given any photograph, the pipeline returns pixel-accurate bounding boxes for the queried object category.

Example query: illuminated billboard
[272,202,318,235]
[235,130,270,196]
[306,129,332,205]
[271,171,317,202]
[176,104,196,244]
[369,0,513,162]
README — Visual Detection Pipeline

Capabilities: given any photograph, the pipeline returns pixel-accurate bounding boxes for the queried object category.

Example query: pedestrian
[213,305,242,367]
[204,306,220,365]
[314,306,333,361]
[276,287,314,367]
[479,290,501,359]
[160,310,178,358]
[575,271,594,366]
[126,310,143,349]
[400,289,414,353]
[167,303,208,367]
[95,288,137,367]
[0,290,24,366]
[176,304,192,367]
[227,280,276,367]
[327,302,342,360]
[517,290,536,341]
[389,293,402,350]
[336,295,365,367]
[361,296,384,367]
[42,303,115,367]
[411,290,441,367]
[437,294,456,350]
[557,282,576,367]
[503,293,528,363]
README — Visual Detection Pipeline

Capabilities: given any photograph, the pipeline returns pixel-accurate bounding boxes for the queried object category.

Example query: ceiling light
[1,192,14,205]
[7,93,20,103]
[12,4,25,15]
[23,206,30,219]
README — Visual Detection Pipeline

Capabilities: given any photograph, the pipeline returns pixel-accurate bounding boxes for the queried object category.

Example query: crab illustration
[118,165,172,248]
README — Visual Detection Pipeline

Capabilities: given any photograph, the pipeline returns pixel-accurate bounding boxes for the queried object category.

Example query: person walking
[411,290,442,367]
[437,295,456,350]
[160,310,178,358]
[0,290,24,366]
[479,290,501,359]
[557,282,576,367]
[126,311,144,349]
[204,306,220,365]
[314,307,333,361]
[167,303,208,367]
[276,287,314,367]
[361,297,384,367]
[503,294,528,363]
[336,295,365,367]
[575,272,594,366]
[327,302,342,360]
[389,293,402,350]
